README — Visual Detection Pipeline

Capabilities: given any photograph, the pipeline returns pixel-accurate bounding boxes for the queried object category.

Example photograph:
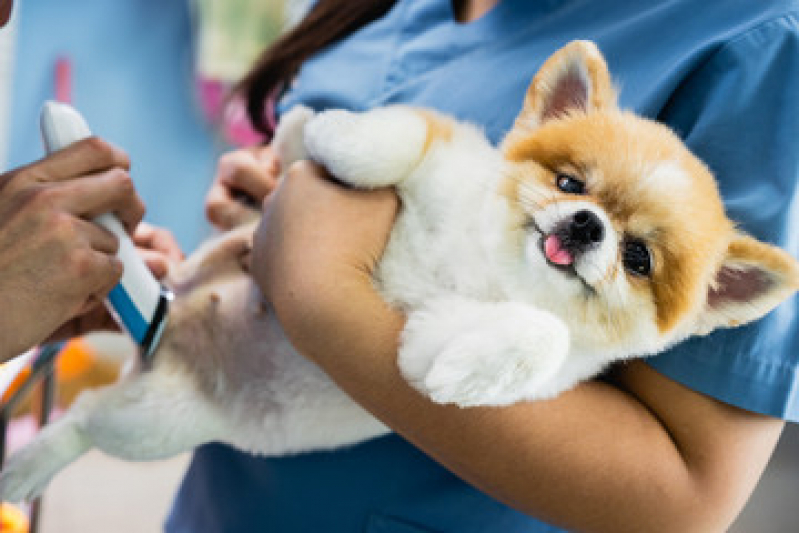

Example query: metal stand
[0,344,62,533]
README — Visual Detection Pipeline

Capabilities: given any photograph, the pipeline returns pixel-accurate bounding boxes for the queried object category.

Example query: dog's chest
[375,154,514,309]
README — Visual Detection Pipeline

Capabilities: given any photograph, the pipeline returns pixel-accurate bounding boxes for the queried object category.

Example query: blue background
[6,0,220,250]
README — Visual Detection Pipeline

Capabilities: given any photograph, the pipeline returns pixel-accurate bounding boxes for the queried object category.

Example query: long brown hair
[237,0,398,137]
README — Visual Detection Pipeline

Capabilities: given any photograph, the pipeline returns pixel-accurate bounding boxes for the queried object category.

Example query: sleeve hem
[647,347,799,422]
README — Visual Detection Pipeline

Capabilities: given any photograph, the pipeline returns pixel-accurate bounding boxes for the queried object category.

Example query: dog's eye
[623,239,652,277]
[556,173,586,194]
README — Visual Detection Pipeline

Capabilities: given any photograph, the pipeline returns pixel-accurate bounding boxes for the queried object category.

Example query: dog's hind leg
[0,364,221,502]
[0,406,91,502]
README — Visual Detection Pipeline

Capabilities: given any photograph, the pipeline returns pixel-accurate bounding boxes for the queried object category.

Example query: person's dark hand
[0,138,145,361]
[205,145,280,230]
[47,222,184,343]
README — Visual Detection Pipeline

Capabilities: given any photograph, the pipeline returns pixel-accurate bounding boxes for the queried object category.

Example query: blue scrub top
[6,0,218,250]
[168,1,799,531]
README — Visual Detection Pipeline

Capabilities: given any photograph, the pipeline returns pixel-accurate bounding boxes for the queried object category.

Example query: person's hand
[205,145,280,230]
[133,222,184,280]
[253,161,399,358]
[46,222,183,343]
[0,138,144,361]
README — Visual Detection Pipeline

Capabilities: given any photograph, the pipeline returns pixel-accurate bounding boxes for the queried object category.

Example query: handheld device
[40,101,171,364]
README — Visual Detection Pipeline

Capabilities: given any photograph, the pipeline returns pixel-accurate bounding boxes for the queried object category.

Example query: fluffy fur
[3,41,798,501]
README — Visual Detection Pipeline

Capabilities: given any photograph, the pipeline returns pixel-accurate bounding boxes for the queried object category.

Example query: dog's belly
[158,269,389,456]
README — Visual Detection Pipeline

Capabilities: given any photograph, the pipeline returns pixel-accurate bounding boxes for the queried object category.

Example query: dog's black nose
[570,210,604,246]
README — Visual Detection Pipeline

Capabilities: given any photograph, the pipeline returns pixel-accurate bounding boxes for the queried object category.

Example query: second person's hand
[205,145,281,230]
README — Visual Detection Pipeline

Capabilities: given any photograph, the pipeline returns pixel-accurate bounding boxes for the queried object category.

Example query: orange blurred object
[1,339,120,411]
[55,338,95,381]
[0,502,30,533]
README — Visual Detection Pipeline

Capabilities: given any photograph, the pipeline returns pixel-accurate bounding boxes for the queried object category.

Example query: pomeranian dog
[3,41,798,501]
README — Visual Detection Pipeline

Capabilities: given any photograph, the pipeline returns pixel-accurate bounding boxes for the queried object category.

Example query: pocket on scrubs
[366,513,436,533]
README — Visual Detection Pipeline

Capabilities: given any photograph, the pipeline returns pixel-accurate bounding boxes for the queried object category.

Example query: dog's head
[501,41,799,355]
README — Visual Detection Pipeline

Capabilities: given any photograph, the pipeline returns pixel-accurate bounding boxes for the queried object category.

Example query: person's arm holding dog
[252,163,783,533]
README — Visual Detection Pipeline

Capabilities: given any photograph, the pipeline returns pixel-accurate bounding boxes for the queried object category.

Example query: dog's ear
[515,40,617,131]
[695,234,799,335]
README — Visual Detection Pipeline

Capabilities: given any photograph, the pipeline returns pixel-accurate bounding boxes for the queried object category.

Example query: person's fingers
[206,148,279,229]
[24,137,130,184]
[247,144,280,166]
[46,168,145,233]
[56,248,123,314]
[85,252,125,296]
[205,182,238,229]
[75,295,103,318]
[138,249,171,280]
[134,222,184,261]
[206,183,260,230]
[73,217,119,255]
[219,148,279,200]
[48,298,119,342]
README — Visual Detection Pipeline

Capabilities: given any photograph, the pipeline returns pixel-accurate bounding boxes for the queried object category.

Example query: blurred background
[0,0,797,532]
[1,0,306,250]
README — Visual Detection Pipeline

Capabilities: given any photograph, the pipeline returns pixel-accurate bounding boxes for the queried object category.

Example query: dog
[3,41,798,501]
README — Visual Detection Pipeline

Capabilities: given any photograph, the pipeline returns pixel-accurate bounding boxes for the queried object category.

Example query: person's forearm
[268,267,763,533]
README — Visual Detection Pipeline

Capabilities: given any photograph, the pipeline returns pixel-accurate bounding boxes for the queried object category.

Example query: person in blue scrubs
[169,1,799,531]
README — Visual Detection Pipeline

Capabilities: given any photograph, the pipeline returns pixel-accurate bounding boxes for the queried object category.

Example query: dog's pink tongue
[544,235,574,265]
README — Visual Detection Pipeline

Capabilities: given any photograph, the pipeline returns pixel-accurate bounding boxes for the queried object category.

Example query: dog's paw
[424,323,569,407]
[304,107,427,188]
[400,299,570,407]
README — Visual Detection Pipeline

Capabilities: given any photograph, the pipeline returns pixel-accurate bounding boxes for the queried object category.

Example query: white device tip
[40,100,92,153]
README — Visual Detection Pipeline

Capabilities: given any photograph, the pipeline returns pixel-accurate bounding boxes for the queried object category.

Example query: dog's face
[501,41,799,355]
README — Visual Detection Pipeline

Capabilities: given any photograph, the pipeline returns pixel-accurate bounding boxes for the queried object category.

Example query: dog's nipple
[545,235,574,265]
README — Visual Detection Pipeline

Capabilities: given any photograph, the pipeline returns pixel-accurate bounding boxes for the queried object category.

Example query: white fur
[271,104,313,166]
[304,106,429,188]
[400,296,569,406]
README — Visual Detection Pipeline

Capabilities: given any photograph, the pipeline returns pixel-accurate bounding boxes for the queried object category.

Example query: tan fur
[419,109,455,155]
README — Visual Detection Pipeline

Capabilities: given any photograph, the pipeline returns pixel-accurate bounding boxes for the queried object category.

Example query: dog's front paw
[304,107,427,188]
[424,319,569,407]
[400,299,570,407]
